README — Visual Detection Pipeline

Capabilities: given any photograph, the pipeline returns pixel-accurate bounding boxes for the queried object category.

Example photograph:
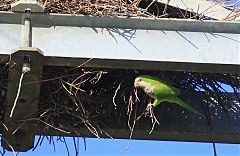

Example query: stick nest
[18,67,240,134]
[0,0,222,19]
[0,63,240,153]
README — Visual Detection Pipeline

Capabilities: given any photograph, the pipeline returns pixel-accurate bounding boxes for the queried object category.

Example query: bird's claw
[147,103,154,108]
[145,103,154,115]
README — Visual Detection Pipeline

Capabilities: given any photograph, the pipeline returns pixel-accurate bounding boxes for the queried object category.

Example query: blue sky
[2,137,240,156]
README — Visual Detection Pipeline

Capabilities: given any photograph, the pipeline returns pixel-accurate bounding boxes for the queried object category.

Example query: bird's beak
[134,82,138,88]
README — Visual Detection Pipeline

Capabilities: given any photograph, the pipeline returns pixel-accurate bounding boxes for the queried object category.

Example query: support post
[2,48,44,151]
[1,0,44,151]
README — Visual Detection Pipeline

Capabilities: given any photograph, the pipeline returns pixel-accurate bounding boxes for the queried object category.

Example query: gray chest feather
[143,87,157,99]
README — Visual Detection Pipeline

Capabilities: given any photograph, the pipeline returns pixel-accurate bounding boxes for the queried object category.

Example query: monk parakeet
[134,75,204,117]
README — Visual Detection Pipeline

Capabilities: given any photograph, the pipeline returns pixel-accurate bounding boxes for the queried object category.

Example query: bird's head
[134,75,151,89]
[134,76,142,88]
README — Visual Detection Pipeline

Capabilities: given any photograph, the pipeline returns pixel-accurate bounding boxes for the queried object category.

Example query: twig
[61,80,74,95]
[126,100,138,151]
[1,136,16,156]
[2,123,8,131]
[83,137,87,151]
[133,88,140,102]
[83,120,100,138]
[66,58,93,71]
[73,137,79,156]
[146,104,160,134]
[32,136,43,151]
[40,119,71,134]
[63,137,70,156]
[9,72,24,117]
[50,136,56,152]
[127,92,134,130]
[14,118,71,134]
[112,81,123,109]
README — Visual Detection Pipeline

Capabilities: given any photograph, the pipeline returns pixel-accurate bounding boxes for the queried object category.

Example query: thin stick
[63,137,70,156]
[25,58,94,85]
[83,138,87,151]
[15,118,71,134]
[39,119,71,134]
[126,100,138,151]
[66,58,93,71]
[9,72,24,117]
[32,135,42,151]
[1,137,16,156]
[112,81,123,108]
[73,137,79,156]
[2,123,8,131]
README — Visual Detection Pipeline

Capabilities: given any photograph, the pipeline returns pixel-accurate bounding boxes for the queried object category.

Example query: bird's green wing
[141,75,176,87]
[153,83,180,97]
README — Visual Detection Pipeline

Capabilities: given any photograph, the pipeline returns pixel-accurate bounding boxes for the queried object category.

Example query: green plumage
[134,75,204,117]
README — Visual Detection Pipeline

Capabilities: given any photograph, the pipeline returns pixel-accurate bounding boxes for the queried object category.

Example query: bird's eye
[139,78,142,81]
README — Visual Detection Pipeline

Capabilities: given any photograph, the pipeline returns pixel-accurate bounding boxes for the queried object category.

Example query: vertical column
[2,0,44,152]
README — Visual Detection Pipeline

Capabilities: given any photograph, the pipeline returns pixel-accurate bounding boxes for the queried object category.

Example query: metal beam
[42,126,240,144]
[1,12,240,33]
[35,128,240,144]
[1,93,239,144]
[0,12,240,73]
[1,55,239,73]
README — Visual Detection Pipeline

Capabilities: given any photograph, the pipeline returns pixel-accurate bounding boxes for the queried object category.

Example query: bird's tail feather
[169,97,204,117]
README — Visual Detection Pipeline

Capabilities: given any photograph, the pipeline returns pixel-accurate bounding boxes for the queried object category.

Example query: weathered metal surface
[0,12,240,73]
[23,18,31,47]
[30,93,240,144]
[32,26,240,65]
[11,0,44,13]
[2,48,44,151]
[1,12,240,33]
[1,55,240,73]
[37,129,240,144]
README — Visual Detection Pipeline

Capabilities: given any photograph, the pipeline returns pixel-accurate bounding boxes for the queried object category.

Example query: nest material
[0,0,222,19]
[0,65,7,121]
[1,0,238,20]
[0,63,240,153]
[29,67,240,136]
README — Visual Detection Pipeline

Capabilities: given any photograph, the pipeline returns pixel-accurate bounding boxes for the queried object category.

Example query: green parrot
[134,75,204,117]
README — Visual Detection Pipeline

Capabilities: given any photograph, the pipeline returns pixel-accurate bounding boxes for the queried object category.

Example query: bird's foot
[147,103,154,107]
[144,103,160,134]
[145,103,154,117]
